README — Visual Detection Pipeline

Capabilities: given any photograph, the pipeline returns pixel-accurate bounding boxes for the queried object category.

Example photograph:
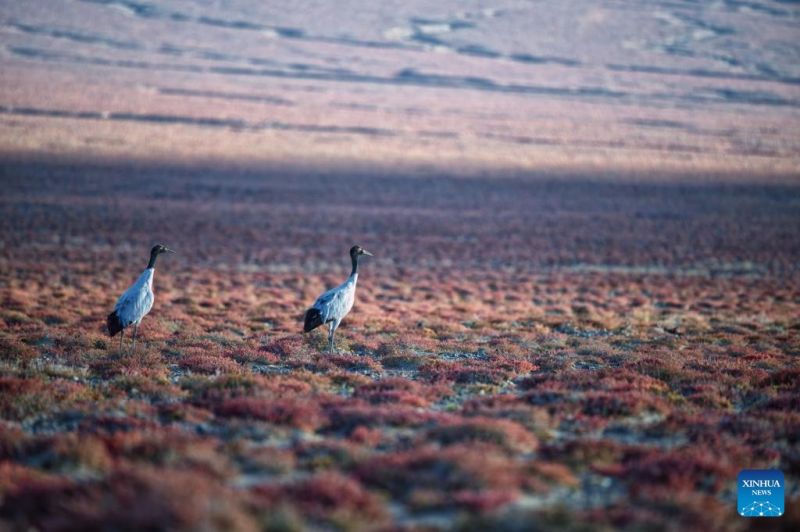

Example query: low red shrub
[424,417,538,453]
[253,472,388,525]
[216,397,324,431]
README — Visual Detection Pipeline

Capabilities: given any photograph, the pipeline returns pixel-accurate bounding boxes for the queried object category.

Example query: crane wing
[113,272,154,327]
[313,287,344,324]
[303,276,357,334]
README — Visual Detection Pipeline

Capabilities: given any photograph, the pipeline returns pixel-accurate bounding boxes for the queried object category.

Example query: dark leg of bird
[131,324,138,353]
[119,329,124,351]
[328,322,335,354]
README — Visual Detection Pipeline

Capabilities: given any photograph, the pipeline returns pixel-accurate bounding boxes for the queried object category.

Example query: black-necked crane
[303,245,373,353]
[107,244,174,352]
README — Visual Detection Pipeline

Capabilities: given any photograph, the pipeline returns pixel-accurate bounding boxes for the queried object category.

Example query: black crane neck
[147,251,159,269]
[350,253,358,276]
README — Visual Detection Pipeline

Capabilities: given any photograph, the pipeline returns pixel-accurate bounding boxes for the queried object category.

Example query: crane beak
[361,249,373,257]
[164,247,176,254]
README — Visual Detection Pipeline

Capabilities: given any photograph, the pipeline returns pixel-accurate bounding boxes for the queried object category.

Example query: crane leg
[328,322,336,354]
[131,324,138,354]
[119,329,124,351]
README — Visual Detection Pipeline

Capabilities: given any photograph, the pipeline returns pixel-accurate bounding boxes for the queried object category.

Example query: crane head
[151,244,176,256]
[350,245,373,258]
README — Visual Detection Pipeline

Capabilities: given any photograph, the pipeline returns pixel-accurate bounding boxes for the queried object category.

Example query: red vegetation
[0,466,255,531]
[253,472,388,526]
[216,397,324,431]
[1,161,798,529]
[424,417,539,453]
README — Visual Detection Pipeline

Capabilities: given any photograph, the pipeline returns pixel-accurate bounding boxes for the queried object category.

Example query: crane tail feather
[303,308,324,332]
[107,311,124,337]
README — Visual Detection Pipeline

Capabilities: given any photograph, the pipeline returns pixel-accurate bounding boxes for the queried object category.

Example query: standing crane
[303,245,373,353]
[107,244,174,352]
